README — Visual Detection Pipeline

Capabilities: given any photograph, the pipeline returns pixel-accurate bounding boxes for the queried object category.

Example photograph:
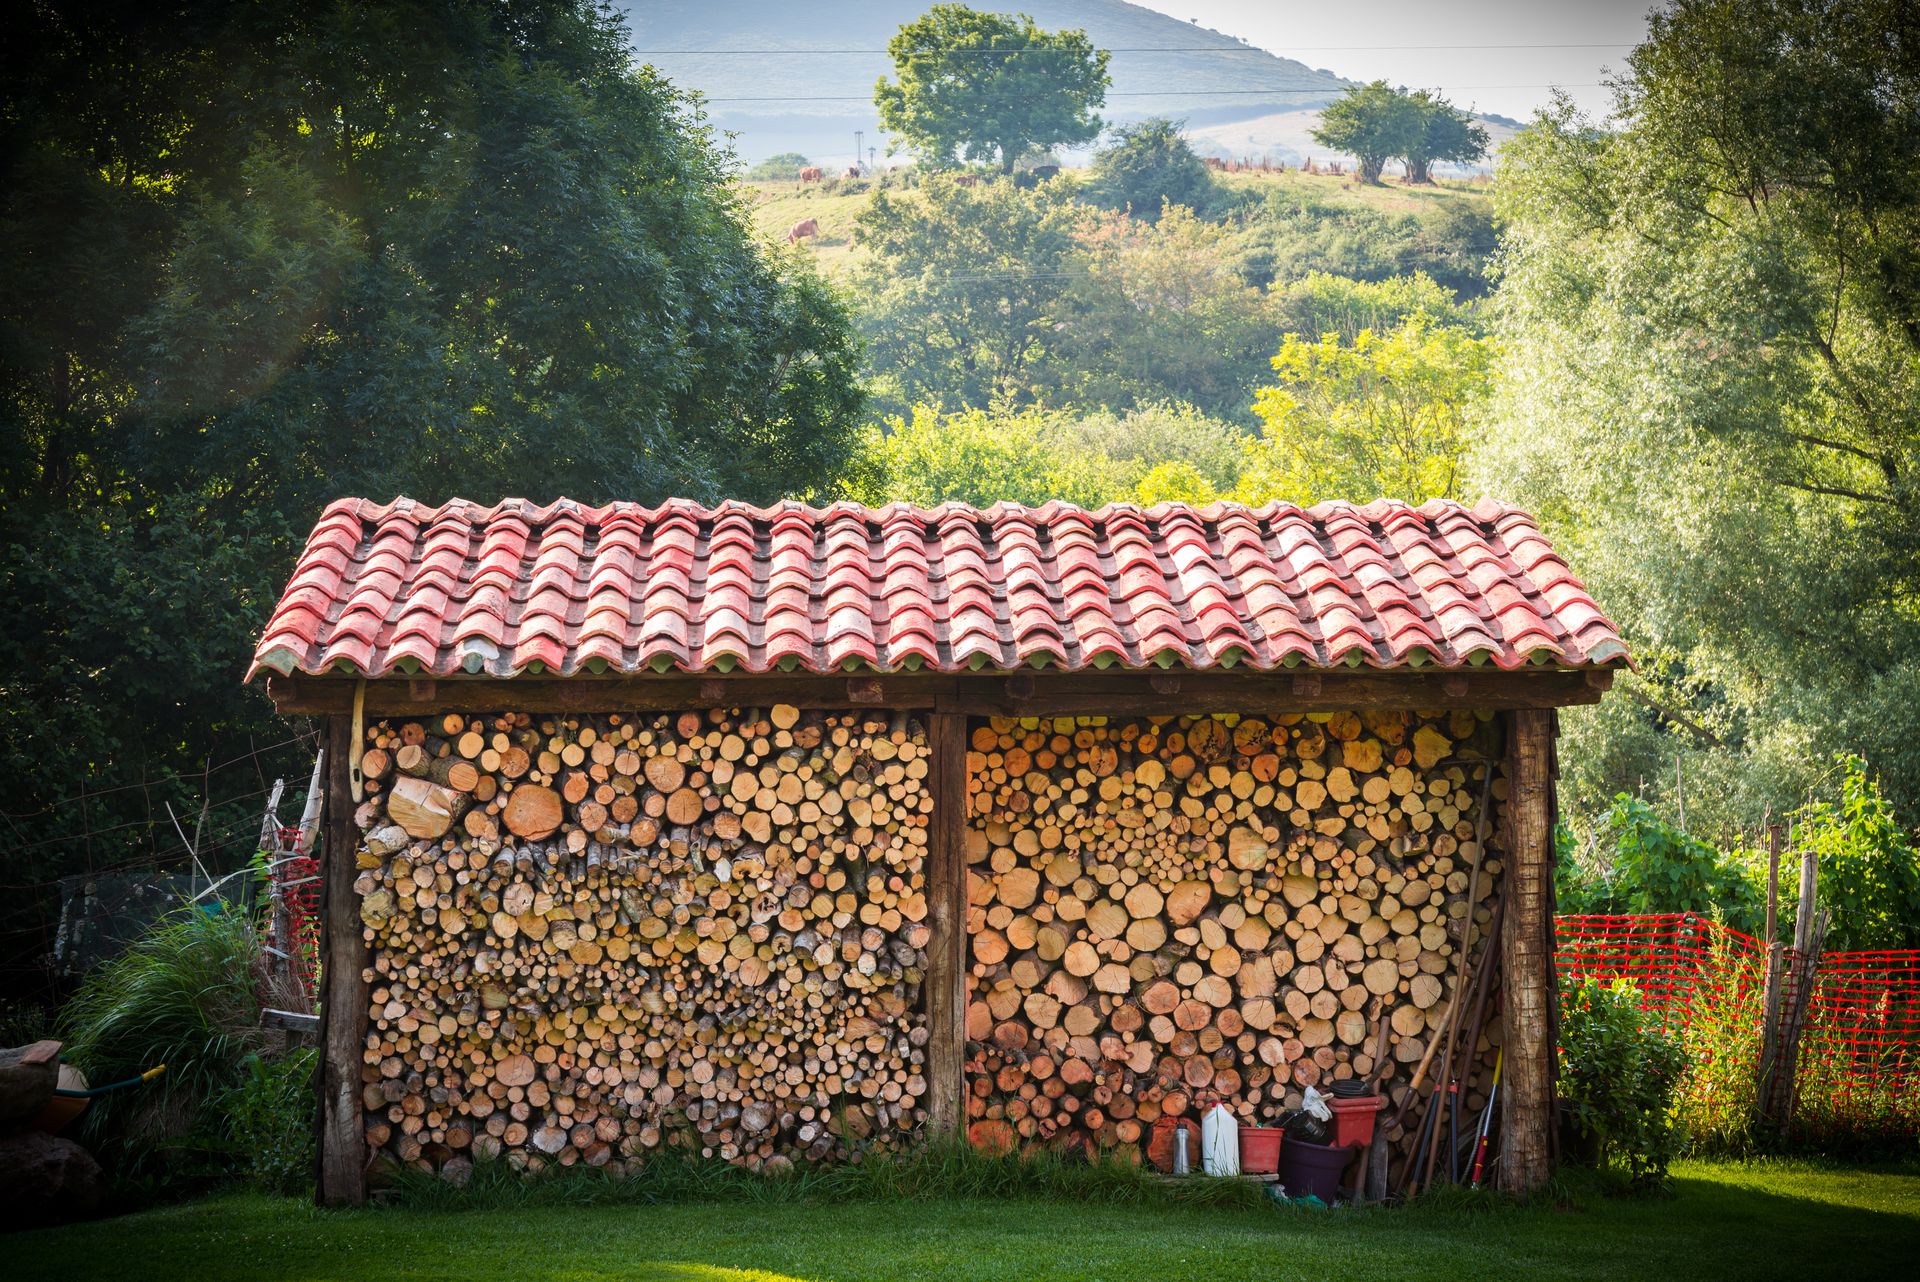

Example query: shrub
[58,904,260,1169]
[1558,976,1688,1190]
[1795,754,1920,950]
[747,152,811,181]
[1085,117,1215,221]
[218,1048,317,1195]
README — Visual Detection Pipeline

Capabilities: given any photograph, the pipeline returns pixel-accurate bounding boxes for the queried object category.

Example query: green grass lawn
[13,1160,1919,1282]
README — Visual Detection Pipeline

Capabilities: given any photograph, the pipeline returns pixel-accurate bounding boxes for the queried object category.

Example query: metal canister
[1173,1121,1191,1175]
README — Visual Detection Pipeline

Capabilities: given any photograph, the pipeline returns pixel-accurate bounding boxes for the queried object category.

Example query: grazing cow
[846,165,861,177]
[786,218,819,244]
[1031,164,1060,180]
[954,174,979,187]
[1203,157,1227,171]
[798,166,822,182]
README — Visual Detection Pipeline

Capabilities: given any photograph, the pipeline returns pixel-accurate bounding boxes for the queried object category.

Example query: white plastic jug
[1201,1102,1240,1177]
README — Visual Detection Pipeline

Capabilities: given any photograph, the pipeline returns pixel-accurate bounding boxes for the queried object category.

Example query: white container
[1201,1102,1240,1177]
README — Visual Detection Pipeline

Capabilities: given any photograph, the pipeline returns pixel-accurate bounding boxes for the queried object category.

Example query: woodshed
[248,496,1628,1204]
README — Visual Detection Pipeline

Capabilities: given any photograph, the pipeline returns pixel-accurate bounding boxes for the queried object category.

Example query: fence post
[1763,840,1821,1128]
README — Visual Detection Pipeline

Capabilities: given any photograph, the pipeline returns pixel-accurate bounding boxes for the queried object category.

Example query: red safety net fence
[273,824,322,1010]
[1554,913,1920,1140]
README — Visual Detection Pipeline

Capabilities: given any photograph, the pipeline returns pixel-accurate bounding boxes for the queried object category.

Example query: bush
[747,152,811,181]
[1085,118,1215,221]
[1558,977,1688,1190]
[58,904,260,1172]
[218,1048,317,1195]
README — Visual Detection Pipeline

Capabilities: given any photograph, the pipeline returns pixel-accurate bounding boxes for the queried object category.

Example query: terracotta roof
[247,496,1628,682]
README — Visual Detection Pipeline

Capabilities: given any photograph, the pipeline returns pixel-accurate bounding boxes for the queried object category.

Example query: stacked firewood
[351,707,931,1175]
[962,710,1505,1157]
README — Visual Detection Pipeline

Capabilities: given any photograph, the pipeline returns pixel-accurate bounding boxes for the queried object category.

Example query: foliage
[1670,940,1765,1155]
[58,905,260,1161]
[1476,0,1920,829]
[1400,90,1490,184]
[855,176,1080,412]
[1792,755,1920,950]
[1241,314,1494,505]
[1270,271,1474,346]
[1558,976,1689,1190]
[747,152,812,180]
[1225,186,1495,299]
[1557,796,1764,931]
[1053,207,1275,420]
[216,1049,318,1196]
[873,4,1110,173]
[844,402,1249,509]
[1085,118,1215,221]
[1311,81,1424,184]
[0,0,865,966]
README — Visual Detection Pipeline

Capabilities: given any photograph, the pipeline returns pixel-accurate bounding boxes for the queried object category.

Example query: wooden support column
[318,715,370,1205]
[1500,708,1556,1193]
[923,711,969,1138]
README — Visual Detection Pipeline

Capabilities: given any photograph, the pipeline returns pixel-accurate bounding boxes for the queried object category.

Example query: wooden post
[1499,708,1555,1193]
[1757,823,1785,1118]
[923,711,968,1138]
[317,715,370,1205]
[1764,840,1822,1128]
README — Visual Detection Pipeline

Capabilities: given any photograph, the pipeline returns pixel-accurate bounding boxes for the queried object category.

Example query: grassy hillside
[746,168,1494,278]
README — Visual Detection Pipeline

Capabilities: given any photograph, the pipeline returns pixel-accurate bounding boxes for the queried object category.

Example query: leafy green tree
[748,152,812,180]
[874,5,1110,173]
[1400,90,1489,183]
[1475,0,1920,827]
[1311,81,1422,184]
[855,175,1080,411]
[1085,117,1214,220]
[1053,207,1275,420]
[1240,314,1494,505]
[0,1,864,980]
[1270,271,1472,346]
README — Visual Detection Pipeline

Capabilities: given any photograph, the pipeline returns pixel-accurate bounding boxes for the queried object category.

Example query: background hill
[618,0,1352,166]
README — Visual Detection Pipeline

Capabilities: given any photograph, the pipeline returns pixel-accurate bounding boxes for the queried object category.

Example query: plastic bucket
[1276,1137,1355,1201]
[1239,1126,1283,1175]
[1327,1096,1383,1147]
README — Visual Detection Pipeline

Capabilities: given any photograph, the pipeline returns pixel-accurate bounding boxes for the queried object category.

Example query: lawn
[12,1160,1920,1282]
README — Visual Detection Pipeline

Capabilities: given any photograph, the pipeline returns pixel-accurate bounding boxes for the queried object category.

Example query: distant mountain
[616,1,1351,165]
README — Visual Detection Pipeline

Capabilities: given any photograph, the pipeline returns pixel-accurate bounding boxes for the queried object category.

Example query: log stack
[962,710,1506,1162]
[350,707,931,1176]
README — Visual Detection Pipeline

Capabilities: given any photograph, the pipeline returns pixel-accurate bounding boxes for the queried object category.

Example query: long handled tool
[1469,1048,1503,1188]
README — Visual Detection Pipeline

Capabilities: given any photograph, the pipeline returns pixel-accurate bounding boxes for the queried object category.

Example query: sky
[1132,0,1655,122]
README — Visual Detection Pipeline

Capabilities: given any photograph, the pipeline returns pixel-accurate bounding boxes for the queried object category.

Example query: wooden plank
[317,715,370,1206]
[266,667,1614,717]
[1499,708,1555,1193]
[923,711,969,1138]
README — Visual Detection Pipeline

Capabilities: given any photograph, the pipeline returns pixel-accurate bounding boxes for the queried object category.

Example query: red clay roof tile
[247,498,1629,680]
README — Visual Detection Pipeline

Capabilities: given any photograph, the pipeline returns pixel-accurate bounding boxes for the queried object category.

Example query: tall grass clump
[1672,934,1766,1153]
[390,1137,1272,1213]
[58,903,261,1168]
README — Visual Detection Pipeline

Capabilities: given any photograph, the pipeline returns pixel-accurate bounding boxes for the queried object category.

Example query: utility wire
[633,44,1634,54]
[707,85,1600,102]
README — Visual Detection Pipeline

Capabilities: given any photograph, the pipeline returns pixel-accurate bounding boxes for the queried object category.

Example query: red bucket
[1327,1096,1383,1147]
[1239,1126,1284,1175]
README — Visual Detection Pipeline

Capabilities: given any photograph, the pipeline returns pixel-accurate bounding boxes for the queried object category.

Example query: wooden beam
[922,712,969,1138]
[317,715,370,1206]
[264,666,1617,717]
[1499,708,1556,1193]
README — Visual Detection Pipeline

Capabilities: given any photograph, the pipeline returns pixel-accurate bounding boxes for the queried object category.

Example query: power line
[706,85,1600,103]
[633,44,1634,55]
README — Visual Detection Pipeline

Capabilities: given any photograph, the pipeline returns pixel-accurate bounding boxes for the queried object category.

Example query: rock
[0,1130,102,1228]
[0,1041,60,1132]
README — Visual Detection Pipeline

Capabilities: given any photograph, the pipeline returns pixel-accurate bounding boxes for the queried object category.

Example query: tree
[1311,81,1422,184]
[1053,207,1275,420]
[855,175,1081,411]
[1240,314,1494,505]
[1085,118,1214,220]
[1475,0,1920,828]
[0,1,865,988]
[874,5,1110,173]
[748,152,812,180]
[1401,90,1489,183]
